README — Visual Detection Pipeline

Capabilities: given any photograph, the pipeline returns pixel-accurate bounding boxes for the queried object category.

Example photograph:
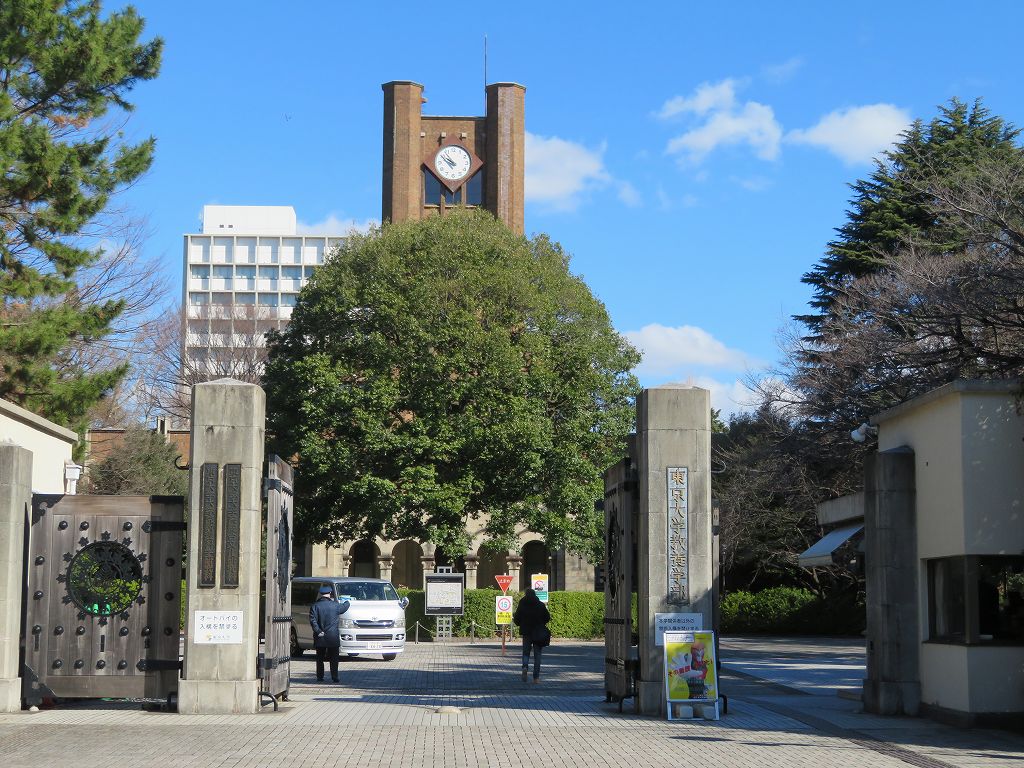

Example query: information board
[664,630,719,720]
[495,595,513,625]
[425,572,465,615]
[194,610,243,644]
[531,573,549,603]
[654,612,703,645]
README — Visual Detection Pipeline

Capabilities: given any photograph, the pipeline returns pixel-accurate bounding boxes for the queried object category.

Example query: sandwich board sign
[495,595,513,625]
[531,573,549,603]
[664,630,720,720]
[495,574,514,593]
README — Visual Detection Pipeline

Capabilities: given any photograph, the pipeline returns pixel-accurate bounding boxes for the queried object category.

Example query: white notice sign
[194,610,243,644]
[655,612,703,645]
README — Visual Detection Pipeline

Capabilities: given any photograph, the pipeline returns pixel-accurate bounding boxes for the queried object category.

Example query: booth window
[928,556,1024,644]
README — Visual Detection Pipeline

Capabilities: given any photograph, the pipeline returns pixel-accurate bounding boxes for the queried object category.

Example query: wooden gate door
[603,457,636,708]
[260,455,293,700]
[22,495,184,706]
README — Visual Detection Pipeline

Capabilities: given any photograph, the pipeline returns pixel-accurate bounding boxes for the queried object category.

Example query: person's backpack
[533,625,551,648]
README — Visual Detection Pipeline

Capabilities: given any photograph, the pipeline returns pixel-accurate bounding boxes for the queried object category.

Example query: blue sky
[118,1,1024,415]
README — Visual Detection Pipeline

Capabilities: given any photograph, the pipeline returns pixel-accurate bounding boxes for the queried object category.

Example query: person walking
[513,587,550,683]
[309,585,350,682]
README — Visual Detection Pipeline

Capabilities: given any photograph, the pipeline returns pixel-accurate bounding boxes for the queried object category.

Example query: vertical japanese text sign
[667,467,689,604]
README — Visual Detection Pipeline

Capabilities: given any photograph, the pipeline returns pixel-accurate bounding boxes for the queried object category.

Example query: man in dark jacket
[309,586,350,682]
[513,588,550,683]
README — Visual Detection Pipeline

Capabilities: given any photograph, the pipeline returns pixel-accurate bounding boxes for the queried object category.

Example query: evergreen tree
[0,1,161,431]
[263,210,640,559]
[798,99,1020,336]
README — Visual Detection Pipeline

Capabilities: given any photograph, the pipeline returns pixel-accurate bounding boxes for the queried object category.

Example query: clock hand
[442,155,457,168]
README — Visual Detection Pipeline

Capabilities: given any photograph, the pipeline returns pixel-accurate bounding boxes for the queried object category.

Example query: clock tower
[382,81,525,235]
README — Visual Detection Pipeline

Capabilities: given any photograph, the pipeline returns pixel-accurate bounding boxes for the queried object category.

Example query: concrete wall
[0,398,76,493]
[873,380,1024,720]
[877,393,963,558]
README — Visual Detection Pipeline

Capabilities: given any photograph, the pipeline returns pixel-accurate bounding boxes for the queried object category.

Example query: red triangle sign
[495,575,514,593]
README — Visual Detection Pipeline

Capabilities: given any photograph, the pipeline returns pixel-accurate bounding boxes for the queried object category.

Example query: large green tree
[0,1,161,430]
[264,210,640,559]
[798,99,1020,336]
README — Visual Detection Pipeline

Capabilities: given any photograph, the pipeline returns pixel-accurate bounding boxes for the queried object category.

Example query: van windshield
[338,582,399,601]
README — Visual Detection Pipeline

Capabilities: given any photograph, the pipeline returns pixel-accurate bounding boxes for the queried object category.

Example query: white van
[291,576,409,661]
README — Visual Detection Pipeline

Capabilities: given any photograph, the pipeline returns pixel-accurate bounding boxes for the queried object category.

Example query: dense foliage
[85,425,188,496]
[0,0,161,432]
[721,588,864,635]
[265,210,639,559]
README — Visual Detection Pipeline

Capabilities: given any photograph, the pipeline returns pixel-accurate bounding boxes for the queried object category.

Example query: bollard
[415,621,419,644]
[470,621,476,644]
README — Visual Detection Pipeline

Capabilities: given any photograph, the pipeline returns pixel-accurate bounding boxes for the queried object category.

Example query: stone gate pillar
[0,445,31,712]
[634,385,712,716]
[178,380,265,714]
[463,555,479,589]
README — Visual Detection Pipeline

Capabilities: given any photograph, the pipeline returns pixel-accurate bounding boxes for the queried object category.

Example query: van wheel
[290,627,302,657]
[382,653,398,662]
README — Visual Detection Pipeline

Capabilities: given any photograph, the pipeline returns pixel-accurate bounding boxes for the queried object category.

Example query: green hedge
[720,587,864,635]
[178,581,863,637]
[398,589,608,639]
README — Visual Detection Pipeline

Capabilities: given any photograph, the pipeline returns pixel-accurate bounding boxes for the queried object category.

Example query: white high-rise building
[182,205,344,378]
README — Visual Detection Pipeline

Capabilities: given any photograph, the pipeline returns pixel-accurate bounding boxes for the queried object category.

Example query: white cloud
[761,57,803,84]
[617,181,641,207]
[787,104,911,165]
[661,79,782,164]
[297,214,378,235]
[623,323,762,376]
[667,101,782,163]
[735,176,773,192]
[657,79,740,119]
[526,132,639,212]
[525,132,610,211]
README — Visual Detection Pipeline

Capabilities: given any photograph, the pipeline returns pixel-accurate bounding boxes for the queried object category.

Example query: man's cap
[319,586,333,595]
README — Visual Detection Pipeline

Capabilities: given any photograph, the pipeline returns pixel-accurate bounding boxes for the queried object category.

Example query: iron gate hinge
[262,477,294,498]
[136,658,182,672]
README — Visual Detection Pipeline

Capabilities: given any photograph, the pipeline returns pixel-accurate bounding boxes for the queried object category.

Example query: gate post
[634,386,713,716]
[0,445,31,712]
[178,380,265,715]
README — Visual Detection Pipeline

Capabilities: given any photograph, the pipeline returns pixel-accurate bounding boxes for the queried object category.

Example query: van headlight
[394,616,405,628]
[339,618,355,629]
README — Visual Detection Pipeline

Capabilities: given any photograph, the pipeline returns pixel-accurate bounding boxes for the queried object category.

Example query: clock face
[433,145,473,182]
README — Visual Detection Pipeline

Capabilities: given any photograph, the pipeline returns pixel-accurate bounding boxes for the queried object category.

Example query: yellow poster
[664,630,717,703]
[495,595,513,625]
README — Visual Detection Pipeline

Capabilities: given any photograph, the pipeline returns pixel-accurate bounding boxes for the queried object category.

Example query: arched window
[520,541,550,591]
[349,539,379,578]
[392,540,424,589]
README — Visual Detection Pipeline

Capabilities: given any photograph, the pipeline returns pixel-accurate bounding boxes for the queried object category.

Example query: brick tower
[381,81,525,235]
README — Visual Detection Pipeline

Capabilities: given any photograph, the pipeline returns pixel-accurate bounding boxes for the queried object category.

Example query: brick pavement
[0,639,1020,768]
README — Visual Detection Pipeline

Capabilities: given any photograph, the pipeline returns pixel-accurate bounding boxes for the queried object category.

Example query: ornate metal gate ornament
[66,541,144,616]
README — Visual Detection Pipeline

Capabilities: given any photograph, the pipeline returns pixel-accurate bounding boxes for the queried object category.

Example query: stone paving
[0,638,1021,768]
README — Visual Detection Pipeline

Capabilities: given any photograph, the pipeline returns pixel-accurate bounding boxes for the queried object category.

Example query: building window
[423,169,457,206]
[280,293,298,307]
[190,265,210,279]
[979,557,1024,641]
[258,293,278,306]
[928,558,965,642]
[928,556,1024,644]
[464,168,484,206]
